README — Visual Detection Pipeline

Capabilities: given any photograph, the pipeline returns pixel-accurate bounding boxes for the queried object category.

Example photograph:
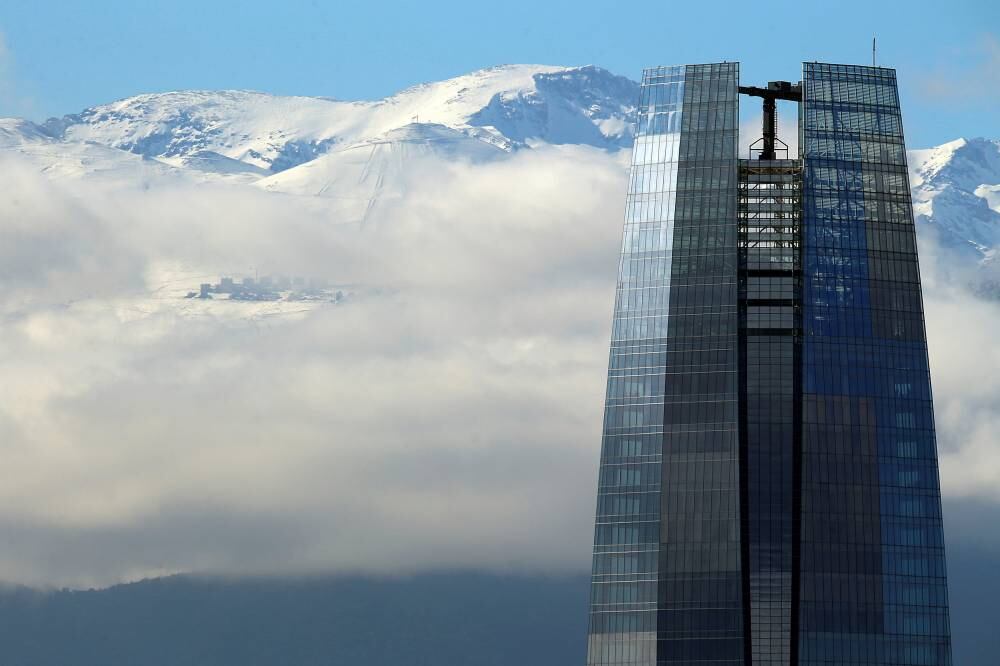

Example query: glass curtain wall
[587,63,686,666]
[799,62,952,666]
[586,61,744,666]
[588,63,743,665]
[658,62,743,666]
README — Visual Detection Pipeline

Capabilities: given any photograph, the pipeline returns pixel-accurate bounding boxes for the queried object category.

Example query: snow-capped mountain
[910,137,1000,260]
[35,64,637,173]
[253,122,507,222]
[0,64,643,319]
[0,64,638,220]
[0,117,184,186]
[1,63,998,269]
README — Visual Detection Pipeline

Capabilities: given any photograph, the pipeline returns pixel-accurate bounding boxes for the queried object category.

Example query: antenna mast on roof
[873,34,877,66]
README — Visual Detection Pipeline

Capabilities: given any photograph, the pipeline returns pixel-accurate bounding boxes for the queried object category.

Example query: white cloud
[0,146,625,587]
[908,229,1000,503]
[923,289,1000,498]
[0,137,998,588]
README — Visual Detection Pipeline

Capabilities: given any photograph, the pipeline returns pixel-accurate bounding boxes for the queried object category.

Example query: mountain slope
[2,66,999,263]
[38,64,638,176]
[0,118,184,185]
[909,137,1000,259]
[0,573,590,666]
[0,64,638,226]
[0,548,994,666]
[254,122,507,220]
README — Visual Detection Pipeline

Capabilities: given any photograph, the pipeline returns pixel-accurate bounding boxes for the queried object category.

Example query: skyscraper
[587,62,951,666]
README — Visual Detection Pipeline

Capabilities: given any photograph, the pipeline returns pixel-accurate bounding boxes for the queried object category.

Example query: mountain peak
[912,136,1000,190]
[28,64,638,175]
[910,136,1000,261]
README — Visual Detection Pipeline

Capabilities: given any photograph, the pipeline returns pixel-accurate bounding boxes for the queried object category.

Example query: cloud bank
[0,142,997,588]
[0,146,624,587]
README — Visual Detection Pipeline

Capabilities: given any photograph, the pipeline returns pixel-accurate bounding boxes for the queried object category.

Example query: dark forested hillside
[0,554,993,665]
[0,572,589,666]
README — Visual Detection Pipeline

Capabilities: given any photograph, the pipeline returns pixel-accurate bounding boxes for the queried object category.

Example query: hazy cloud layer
[0,144,997,587]
[0,147,623,587]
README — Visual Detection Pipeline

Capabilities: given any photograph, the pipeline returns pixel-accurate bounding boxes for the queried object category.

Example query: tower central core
[739,81,802,160]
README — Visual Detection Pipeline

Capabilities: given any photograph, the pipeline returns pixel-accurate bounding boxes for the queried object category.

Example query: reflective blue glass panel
[799,62,952,666]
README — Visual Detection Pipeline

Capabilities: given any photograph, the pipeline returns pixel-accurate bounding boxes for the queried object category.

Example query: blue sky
[0,0,996,147]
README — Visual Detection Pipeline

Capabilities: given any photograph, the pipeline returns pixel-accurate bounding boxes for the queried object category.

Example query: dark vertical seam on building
[789,155,804,666]
[736,162,753,666]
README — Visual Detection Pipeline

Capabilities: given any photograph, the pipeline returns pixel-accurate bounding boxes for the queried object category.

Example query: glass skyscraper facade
[587,62,951,666]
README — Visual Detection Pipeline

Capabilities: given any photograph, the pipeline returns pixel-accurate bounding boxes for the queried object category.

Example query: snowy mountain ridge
[909,137,1000,259]
[0,64,998,266]
[33,64,638,175]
